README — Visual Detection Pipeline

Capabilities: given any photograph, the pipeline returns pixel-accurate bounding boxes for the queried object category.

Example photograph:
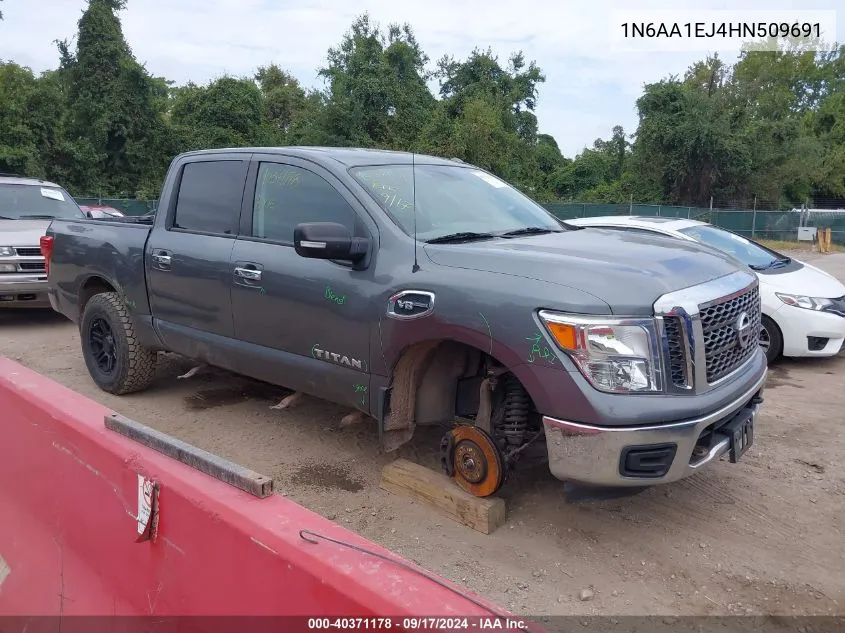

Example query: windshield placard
[40,188,65,202]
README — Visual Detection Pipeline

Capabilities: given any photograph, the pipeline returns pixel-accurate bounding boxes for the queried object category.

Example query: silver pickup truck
[0,175,85,308]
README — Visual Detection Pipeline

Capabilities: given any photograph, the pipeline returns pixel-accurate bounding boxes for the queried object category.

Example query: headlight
[0,247,14,256]
[775,293,833,311]
[538,311,663,393]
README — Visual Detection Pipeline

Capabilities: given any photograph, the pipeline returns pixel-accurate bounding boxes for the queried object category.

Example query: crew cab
[42,148,767,497]
[0,175,85,308]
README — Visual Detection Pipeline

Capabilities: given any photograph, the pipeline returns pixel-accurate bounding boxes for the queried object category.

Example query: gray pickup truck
[43,147,767,497]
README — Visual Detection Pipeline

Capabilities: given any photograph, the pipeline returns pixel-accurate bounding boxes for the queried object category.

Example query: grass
[757,239,844,253]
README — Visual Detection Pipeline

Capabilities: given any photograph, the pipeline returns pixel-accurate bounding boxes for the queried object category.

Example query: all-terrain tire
[80,292,157,395]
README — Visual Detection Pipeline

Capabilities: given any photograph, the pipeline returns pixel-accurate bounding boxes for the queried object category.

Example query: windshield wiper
[751,257,792,271]
[425,232,498,244]
[499,227,562,237]
[0,215,16,219]
[19,214,56,220]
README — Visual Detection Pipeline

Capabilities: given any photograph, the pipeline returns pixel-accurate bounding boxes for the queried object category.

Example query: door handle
[234,266,262,281]
[152,253,171,266]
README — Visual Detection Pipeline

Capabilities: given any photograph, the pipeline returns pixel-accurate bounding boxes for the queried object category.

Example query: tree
[318,13,434,149]
[57,0,171,196]
[255,64,307,142]
[1,7,844,207]
[170,77,266,151]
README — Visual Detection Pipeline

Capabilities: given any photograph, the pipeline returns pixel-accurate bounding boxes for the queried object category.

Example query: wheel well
[79,277,117,319]
[385,339,511,434]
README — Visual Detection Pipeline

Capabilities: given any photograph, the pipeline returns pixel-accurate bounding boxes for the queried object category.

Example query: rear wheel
[80,292,157,394]
[759,315,783,364]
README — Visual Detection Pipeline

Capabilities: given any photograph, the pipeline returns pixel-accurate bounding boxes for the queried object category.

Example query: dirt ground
[2,250,843,618]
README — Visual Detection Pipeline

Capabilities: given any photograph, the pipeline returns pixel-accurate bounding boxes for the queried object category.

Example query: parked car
[567,216,845,363]
[80,205,125,220]
[0,175,85,308]
[42,148,766,497]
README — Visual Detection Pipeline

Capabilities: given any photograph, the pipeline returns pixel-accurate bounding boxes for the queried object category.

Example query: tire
[80,292,157,395]
[759,315,783,365]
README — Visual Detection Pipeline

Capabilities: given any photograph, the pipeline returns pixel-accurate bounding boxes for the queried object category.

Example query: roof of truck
[176,146,463,168]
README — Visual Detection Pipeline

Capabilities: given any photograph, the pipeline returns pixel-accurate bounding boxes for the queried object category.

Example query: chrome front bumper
[542,367,767,487]
[0,277,50,308]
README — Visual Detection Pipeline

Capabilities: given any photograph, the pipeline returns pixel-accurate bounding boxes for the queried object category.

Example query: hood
[0,219,52,247]
[423,227,750,315]
[758,259,845,298]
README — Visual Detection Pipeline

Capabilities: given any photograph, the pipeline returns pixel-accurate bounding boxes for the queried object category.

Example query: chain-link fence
[75,197,157,216]
[542,202,845,245]
[73,197,845,245]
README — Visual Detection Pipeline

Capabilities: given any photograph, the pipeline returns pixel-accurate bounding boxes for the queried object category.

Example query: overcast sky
[1,0,841,158]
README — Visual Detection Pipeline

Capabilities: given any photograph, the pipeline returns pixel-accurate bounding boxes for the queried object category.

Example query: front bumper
[542,366,767,487]
[774,303,845,357]
[0,277,50,308]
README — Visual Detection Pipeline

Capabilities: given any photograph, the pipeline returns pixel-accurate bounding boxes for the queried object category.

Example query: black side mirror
[293,222,369,263]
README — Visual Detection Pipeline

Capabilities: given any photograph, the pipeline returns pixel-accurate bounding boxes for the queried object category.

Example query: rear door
[229,155,376,411]
[145,154,250,360]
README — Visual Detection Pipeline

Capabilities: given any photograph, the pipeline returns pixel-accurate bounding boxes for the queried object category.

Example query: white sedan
[566,215,845,363]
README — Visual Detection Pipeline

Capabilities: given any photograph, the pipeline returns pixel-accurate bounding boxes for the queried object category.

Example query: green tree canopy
[0,5,842,209]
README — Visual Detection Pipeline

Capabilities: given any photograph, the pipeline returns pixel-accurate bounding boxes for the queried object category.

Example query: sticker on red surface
[136,474,159,542]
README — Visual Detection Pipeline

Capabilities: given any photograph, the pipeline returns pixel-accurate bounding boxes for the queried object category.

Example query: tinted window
[173,161,245,234]
[349,164,568,241]
[0,184,85,220]
[252,163,355,242]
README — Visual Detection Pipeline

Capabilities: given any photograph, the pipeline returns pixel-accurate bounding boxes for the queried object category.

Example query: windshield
[0,184,85,220]
[678,225,786,269]
[349,164,567,241]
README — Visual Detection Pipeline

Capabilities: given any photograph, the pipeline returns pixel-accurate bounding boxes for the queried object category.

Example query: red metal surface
[0,357,542,630]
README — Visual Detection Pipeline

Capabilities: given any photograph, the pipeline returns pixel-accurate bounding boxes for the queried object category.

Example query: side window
[252,163,356,243]
[173,160,245,235]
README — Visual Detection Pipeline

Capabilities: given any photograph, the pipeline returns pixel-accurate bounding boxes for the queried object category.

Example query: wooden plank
[379,458,506,535]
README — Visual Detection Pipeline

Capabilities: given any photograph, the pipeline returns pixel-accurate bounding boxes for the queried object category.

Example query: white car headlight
[0,246,14,256]
[538,311,663,393]
[775,292,834,311]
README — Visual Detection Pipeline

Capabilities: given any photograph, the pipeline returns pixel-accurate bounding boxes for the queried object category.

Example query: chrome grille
[699,286,761,383]
[663,317,689,387]
[15,247,42,257]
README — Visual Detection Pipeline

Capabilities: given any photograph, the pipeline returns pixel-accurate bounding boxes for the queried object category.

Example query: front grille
[19,262,45,271]
[699,286,761,383]
[663,317,688,387]
[15,247,42,257]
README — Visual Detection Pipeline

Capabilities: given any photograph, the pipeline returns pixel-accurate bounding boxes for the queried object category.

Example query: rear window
[0,183,85,220]
[172,161,246,234]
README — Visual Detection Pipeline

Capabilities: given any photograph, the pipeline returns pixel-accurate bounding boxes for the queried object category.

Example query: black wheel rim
[89,317,117,374]
[759,324,771,352]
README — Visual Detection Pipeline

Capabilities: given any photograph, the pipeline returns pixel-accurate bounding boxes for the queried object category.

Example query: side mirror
[293,222,369,263]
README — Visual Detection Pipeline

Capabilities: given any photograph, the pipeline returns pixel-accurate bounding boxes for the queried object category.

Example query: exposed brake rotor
[441,425,505,497]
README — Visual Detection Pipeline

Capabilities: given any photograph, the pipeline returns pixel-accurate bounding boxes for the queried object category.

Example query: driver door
[229,155,376,410]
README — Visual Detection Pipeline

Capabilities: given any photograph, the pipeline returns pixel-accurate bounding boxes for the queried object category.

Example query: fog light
[0,263,17,273]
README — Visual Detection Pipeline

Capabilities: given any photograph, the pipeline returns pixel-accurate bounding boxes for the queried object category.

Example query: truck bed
[46,217,153,325]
